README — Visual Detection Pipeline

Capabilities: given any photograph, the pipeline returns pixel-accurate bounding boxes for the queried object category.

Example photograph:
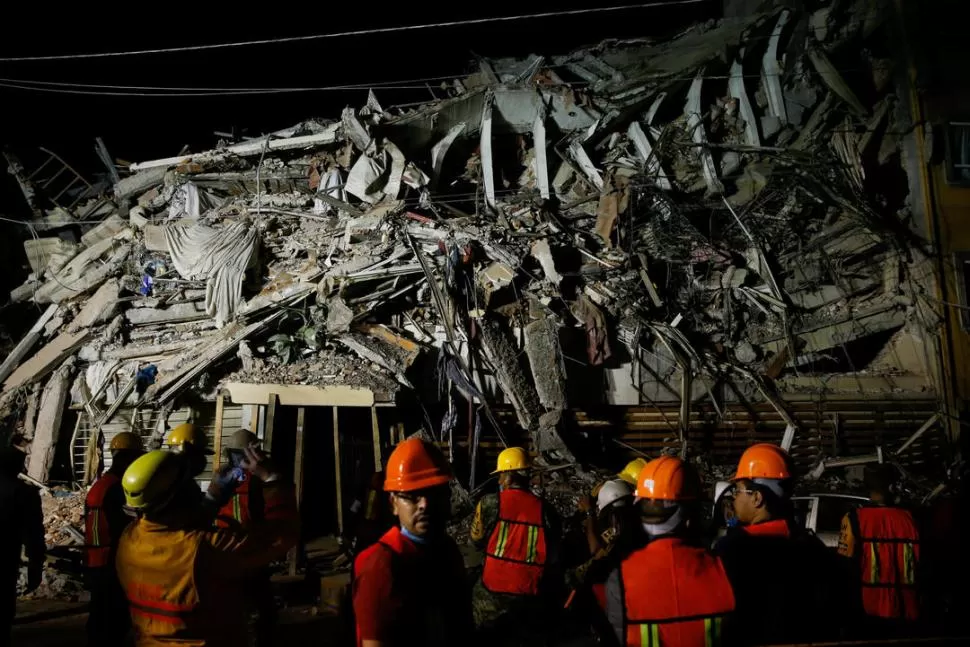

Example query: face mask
[726,517,740,528]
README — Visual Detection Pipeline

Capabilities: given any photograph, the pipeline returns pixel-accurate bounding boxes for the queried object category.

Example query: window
[952,252,970,330]
[945,122,970,186]
[815,497,864,535]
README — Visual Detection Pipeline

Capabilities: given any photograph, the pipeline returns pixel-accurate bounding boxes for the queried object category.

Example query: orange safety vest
[216,478,251,529]
[607,537,735,647]
[856,506,921,620]
[741,518,791,538]
[85,473,121,568]
[482,488,547,596]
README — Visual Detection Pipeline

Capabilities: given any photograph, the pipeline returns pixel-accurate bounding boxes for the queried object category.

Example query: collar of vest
[741,518,791,538]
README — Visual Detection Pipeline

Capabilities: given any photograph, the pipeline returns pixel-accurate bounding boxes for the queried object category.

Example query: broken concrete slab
[28,360,74,483]
[3,329,89,393]
[524,319,567,411]
[69,279,120,331]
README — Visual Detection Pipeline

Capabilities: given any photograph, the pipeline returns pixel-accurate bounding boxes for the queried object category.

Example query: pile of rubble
[0,0,944,485]
[40,488,85,543]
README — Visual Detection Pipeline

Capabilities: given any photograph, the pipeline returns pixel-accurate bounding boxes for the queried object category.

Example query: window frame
[944,121,970,186]
[951,251,970,331]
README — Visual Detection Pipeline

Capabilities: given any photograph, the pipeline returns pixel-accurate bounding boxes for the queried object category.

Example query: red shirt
[352,526,472,646]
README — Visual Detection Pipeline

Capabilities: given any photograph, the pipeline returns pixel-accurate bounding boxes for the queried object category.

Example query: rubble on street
[0,0,952,557]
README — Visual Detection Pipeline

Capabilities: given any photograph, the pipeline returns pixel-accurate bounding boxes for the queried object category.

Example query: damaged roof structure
[0,0,951,492]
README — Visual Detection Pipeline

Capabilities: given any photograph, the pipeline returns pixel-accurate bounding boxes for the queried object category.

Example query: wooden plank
[290,407,306,577]
[334,407,344,535]
[224,382,375,407]
[371,406,382,469]
[265,394,278,455]
[212,394,225,472]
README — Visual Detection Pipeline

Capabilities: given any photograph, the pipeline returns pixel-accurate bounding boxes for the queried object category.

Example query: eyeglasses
[734,488,757,497]
[392,490,443,504]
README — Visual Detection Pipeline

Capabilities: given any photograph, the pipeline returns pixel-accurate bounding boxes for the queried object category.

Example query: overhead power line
[0,74,462,93]
[0,1,709,62]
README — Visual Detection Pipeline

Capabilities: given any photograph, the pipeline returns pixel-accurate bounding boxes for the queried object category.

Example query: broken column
[28,359,74,483]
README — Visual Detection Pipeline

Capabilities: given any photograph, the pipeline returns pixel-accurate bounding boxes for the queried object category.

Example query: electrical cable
[0,1,709,62]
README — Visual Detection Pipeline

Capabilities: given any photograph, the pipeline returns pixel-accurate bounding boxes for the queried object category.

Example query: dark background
[0,1,718,168]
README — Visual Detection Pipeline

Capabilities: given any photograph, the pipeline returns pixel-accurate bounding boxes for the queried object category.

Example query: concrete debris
[0,1,948,485]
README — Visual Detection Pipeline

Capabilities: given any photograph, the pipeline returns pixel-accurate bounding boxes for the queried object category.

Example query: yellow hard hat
[109,432,144,453]
[165,423,213,455]
[122,450,185,511]
[618,458,648,485]
[492,447,531,474]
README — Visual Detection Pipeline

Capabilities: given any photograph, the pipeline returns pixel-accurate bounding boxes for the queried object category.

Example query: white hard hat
[713,480,733,505]
[597,479,634,512]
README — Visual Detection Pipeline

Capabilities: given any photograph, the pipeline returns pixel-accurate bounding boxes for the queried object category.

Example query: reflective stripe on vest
[216,480,251,528]
[482,489,547,596]
[856,507,921,621]
[613,538,735,647]
[636,618,723,647]
[84,473,120,568]
[126,582,195,629]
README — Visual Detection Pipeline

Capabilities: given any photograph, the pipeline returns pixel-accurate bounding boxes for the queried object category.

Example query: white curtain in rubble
[164,221,257,327]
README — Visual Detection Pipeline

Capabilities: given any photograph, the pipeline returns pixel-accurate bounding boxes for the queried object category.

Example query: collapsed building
[0,0,955,555]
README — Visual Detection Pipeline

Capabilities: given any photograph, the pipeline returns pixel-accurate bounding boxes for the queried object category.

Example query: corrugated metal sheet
[72,403,245,483]
[462,399,946,476]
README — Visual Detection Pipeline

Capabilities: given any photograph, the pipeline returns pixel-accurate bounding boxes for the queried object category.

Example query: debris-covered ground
[17,489,87,602]
[0,0,948,498]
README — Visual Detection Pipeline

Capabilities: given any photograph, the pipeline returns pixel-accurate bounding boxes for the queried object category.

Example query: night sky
[0,1,720,319]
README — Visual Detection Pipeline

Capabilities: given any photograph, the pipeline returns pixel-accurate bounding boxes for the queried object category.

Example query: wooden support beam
[333,407,344,535]
[212,394,225,473]
[264,393,278,455]
[290,407,306,577]
[371,406,382,470]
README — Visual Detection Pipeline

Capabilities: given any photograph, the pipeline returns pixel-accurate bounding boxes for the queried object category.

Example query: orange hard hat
[636,456,698,502]
[383,437,452,492]
[733,443,792,480]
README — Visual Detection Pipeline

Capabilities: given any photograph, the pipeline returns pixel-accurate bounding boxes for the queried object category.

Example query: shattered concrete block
[28,360,74,484]
[535,410,575,463]
[530,239,562,286]
[24,238,78,275]
[326,297,354,334]
[70,279,120,331]
[81,214,127,248]
[478,317,542,432]
[524,319,567,411]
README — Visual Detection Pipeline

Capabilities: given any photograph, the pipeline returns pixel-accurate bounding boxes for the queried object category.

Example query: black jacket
[0,474,45,575]
[715,519,858,646]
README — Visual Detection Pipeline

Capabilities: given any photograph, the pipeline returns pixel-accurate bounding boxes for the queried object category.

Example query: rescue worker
[616,458,647,487]
[470,447,562,644]
[213,429,276,647]
[564,479,642,642]
[164,422,213,478]
[715,443,854,644]
[0,446,44,646]
[595,456,736,647]
[568,479,639,589]
[352,437,472,647]
[215,429,264,530]
[84,431,144,647]
[115,447,298,647]
[838,464,922,635]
